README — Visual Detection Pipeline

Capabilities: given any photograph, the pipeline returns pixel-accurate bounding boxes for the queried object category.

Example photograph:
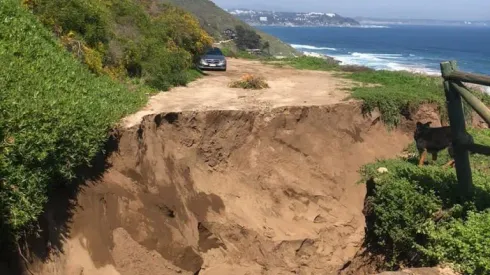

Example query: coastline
[257,25,490,86]
[299,51,490,94]
[301,51,437,76]
[252,23,389,28]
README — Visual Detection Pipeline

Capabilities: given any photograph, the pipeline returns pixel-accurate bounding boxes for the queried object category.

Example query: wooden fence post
[440,61,473,199]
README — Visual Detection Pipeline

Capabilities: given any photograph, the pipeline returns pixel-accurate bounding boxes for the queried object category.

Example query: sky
[211,0,490,21]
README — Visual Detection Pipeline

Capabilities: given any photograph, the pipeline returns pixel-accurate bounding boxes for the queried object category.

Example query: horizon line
[222,7,490,23]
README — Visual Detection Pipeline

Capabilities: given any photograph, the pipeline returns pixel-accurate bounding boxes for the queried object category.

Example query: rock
[313,214,327,223]
[377,167,389,174]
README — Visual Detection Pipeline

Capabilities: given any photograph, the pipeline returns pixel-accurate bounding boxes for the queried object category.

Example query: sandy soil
[123,58,354,128]
[31,106,421,275]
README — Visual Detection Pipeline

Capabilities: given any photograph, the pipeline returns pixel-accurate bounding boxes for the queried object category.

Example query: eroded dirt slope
[30,103,415,275]
[15,58,453,275]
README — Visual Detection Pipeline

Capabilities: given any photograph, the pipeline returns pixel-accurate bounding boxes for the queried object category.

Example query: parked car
[198,47,227,71]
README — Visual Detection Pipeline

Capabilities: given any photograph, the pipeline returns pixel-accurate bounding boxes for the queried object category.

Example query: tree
[235,25,261,50]
[262,41,270,55]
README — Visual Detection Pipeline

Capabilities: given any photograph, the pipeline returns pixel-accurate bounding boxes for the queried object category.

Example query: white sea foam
[357,25,390,29]
[351,52,404,60]
[329,52,440,76]
[302,51,327,58]
[472,85,490,95]
[291,44,337,51]
[291,41,441,76]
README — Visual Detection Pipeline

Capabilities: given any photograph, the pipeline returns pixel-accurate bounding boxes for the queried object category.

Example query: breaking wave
[332,52,440,75]
[291,44,338,51]
[295,47,441,76]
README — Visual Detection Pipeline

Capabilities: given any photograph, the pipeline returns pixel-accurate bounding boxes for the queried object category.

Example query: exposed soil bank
[22,102,437,275]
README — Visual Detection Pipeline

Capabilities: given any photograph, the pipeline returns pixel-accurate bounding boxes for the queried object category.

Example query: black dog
[414,121,455,167]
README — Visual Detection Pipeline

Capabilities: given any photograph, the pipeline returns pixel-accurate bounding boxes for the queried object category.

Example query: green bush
[143,47,193,91]
[220,47,236,58]
[425,211,490,274]
[27,0,212,90]
[361,128,490,274]
[235,25,262,50]
[0,0,147,239]
[366,177,441,267]
[29,0,110,47]
[281,56,339,71]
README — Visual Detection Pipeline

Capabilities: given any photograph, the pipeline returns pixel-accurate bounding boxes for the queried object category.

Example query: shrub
[229,74,270,90]
[221,47,237,58]
[153,5,213,60]
[28,0,110,47]
[361,128,490,274]
[27,0,212,90]
[0,0,148,241]
[424,211,490,275]
[143,46,192,91]
[340,64,373,72]
[279,56,339,71]
[262,41,271,55]
[366,177,441,267]
[235,25,262,50]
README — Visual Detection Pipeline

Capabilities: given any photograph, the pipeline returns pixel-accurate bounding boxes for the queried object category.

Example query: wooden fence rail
[443,70,490,87]
[440,60,490,198]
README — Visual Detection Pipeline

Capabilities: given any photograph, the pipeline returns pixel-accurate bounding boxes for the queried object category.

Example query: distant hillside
[228,9,360,27]
[160,0,299,56]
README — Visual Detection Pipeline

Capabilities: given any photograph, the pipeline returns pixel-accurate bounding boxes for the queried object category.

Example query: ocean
[257,25,490,76]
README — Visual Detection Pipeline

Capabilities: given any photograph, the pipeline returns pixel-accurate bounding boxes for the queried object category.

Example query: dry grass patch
[229,73,270,90]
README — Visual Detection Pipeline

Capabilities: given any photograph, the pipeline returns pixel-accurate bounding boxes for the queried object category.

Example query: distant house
[223,28,237,39]
[259,16,268,22]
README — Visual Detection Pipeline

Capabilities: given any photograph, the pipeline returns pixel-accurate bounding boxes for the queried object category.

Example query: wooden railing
[440,61,490,198]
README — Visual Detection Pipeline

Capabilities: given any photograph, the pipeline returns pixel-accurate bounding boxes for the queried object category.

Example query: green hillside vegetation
[24,0,212,90]
[0,0,147,241]
[0,0,216,249]
[160,0,298,56]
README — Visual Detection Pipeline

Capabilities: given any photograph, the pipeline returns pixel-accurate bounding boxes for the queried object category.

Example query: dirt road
[123,58,353,128]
